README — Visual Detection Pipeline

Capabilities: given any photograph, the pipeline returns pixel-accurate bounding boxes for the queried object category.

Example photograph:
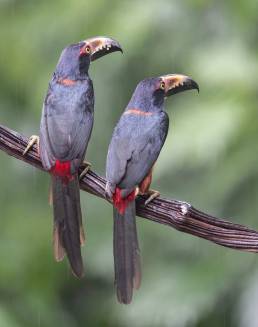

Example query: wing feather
[40,79,94,171]
[106,111,169,189]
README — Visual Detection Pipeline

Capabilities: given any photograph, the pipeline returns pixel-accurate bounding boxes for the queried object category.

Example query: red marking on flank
[50,160,73,183]
[139,165,154,193]
[113,187,136,215]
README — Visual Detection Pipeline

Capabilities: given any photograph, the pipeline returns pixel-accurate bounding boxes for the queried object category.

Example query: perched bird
[106,74,199,303]
[24,36,122,278]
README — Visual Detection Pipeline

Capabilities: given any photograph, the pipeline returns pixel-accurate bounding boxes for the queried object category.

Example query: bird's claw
[105,181,115,203]
[144,189,160,206]
[79,161,92,180]
[23,135,39,155]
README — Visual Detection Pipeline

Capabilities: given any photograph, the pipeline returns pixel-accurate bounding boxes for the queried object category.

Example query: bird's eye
[85,45,91,54]
[160,81,165,90]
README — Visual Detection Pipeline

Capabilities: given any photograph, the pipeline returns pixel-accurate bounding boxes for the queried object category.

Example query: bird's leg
[135,186,140,197]
[23,135,40,155]
[79,161,92,179]
[137,167,159,205]
[144,189,160,206]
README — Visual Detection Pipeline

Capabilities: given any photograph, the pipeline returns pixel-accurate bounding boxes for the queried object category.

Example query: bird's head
[128,74,199,111]
[79,36,123,61]
[55,36,122,79]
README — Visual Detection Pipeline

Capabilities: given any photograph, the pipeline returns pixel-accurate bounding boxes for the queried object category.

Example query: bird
[23,36,122,278]
[105,74,199,303]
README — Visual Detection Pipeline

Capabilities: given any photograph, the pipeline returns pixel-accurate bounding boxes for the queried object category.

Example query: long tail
[113,189,141,304]
[52,175,85,278]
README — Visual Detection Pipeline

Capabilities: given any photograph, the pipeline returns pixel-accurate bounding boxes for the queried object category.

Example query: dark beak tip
[190,80,199,93]
[110,45,123,55]
[113,42,123,54]
[166,77,199,97]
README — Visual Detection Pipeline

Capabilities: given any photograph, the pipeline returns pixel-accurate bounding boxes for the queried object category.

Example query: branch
[1,123,258,252]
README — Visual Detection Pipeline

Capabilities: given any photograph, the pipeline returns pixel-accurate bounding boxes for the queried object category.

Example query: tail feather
[113,200,141,304]
[53,225,65,261]
[52,175,84,278]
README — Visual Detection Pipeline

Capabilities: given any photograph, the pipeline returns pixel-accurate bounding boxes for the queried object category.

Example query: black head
[127,74,199,112]
[55,36,123,79]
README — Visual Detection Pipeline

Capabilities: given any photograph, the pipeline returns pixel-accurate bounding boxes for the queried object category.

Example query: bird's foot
[23,135,39,155]
[105,182,116,203]
[79,161,92,180]
[144,189,160,206]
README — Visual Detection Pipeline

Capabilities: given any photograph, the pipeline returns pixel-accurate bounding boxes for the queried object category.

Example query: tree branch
[1,123,258,252]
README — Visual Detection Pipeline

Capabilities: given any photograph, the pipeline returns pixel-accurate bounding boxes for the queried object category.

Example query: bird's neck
[54,56,90,81]
[126,97,164,113]
[54,71,89,82]
[126,89,164,113]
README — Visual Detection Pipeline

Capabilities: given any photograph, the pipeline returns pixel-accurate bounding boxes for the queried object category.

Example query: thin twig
[0,123,258,252]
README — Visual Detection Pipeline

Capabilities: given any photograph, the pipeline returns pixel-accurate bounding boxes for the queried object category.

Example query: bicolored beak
[161,74,199,97]
[81,36,123,61]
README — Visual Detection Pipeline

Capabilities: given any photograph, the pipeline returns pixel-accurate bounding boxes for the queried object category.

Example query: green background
[0,0,258,326]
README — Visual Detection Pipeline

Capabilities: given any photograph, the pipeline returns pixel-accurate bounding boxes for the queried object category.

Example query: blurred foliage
[0,0,258,326]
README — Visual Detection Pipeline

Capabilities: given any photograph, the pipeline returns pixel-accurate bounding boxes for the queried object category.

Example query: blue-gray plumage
[38,36,122,278]
[106,107,169,193]
[40,69,94,173]
[106,74,199,304]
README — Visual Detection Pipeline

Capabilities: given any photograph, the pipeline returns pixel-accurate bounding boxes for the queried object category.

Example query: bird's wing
[40,81,94,171]
[106,111,169,190]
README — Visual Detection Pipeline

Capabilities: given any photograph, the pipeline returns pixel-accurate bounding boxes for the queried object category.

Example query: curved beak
[83,36,123,61]
[161,74,199,97]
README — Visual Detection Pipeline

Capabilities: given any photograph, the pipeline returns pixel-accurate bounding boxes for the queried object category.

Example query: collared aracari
[105,74,199,303]
[24,36,122,278]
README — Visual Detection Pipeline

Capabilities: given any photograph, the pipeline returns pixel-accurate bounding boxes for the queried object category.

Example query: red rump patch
[50,160,74,183]
[113,187,136,215]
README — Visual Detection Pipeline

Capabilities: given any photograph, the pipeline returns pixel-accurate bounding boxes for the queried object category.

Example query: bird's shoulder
[112,110,168,141]
[43,76,94,113]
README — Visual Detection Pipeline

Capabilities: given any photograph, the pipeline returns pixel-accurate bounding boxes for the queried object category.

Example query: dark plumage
[106,74,199,303]
[39,36,122,277]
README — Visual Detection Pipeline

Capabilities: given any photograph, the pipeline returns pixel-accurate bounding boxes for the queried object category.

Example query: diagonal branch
[1,123,258,252]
